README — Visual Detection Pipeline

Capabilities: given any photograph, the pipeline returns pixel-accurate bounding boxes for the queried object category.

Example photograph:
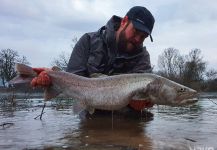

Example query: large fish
[10,63,198,113]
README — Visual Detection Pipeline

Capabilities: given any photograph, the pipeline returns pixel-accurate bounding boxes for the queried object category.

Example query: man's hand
[31,68,51,87]
[129,100,154,111]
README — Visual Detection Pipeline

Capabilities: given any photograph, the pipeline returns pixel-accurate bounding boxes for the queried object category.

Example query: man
[67,6,154,77]
[31,6,155,116]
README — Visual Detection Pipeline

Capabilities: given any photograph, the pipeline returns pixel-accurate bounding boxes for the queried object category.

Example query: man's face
[117,22,149,53]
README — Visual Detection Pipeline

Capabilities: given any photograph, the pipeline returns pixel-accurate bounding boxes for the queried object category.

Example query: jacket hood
[105,15,122,32]
[101,15,121,56]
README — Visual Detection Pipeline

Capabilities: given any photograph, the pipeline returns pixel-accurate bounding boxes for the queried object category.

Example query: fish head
[147,77,198,106]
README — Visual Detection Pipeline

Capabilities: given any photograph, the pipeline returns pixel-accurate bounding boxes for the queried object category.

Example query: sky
[0,0,217,70]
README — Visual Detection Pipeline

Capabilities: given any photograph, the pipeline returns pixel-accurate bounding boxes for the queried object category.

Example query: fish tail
[9,63,37,85]
[15,63,37,76]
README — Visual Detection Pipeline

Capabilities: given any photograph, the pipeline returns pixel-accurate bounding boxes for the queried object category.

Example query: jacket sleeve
[66,33,90,76]
[130,47,152,73]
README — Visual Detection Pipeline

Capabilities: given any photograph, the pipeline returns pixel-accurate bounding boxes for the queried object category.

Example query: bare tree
[0,49,30,87]
[17,56,30,65]
[205,68,217,91]
[205,69,217,81]
[176,55,185,79]
[70,36,78,49]
[183,49,206,84]
[158,47,184,80]
[51,51,70,70]
[51,37,78,71]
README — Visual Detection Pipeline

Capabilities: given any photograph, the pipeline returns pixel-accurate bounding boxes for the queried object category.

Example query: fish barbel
[10,63,198,112]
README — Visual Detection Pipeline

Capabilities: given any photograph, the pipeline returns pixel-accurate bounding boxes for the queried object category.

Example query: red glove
[129,100,154,111]
[31,68,51,87]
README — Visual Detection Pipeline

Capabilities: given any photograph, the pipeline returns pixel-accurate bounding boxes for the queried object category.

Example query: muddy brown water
[0,92,217,150]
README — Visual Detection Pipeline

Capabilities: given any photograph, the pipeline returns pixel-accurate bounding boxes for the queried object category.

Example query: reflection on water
[0,92,217,150]
[73,115,153,149]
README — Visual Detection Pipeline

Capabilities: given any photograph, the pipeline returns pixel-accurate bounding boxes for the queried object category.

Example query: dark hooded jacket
[66,15,152,77]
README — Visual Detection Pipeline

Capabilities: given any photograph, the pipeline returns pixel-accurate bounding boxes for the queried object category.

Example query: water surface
[0,92,217,150]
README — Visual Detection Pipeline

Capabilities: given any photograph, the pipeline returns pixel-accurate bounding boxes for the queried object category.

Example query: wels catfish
[10,63,198,113]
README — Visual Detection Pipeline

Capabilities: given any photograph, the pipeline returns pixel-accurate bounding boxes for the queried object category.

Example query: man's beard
[117,30,139,53]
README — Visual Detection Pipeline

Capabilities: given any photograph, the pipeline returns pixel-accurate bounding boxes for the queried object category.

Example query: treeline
[1,47,217,92]
[157,47,217,91]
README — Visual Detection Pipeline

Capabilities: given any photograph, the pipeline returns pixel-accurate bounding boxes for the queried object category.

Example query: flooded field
[0,92,217,150]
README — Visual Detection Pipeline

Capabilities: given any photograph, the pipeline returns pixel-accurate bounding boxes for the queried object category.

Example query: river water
[0,92,217,150]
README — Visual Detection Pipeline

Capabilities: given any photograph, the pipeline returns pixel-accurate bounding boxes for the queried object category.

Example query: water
[0,92,217,150]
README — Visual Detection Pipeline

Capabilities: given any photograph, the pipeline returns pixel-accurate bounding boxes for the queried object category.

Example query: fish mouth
[178,98,198,106]
[177,91,198,106]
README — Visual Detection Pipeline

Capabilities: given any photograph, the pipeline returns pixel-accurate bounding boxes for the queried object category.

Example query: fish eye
[179,88,186,92]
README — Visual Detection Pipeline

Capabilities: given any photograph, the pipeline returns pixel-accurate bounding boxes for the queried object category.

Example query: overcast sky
[0,0,217,70]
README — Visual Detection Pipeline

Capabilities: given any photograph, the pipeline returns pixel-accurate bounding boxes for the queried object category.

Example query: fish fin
[72,101,86,115]
[86,106,95,114]
[131,88,149,100]
[15,63,37,76]
[51,66,62,71]
[132,92,149,100]
[9,75,33,85]
[44,87,60,100]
